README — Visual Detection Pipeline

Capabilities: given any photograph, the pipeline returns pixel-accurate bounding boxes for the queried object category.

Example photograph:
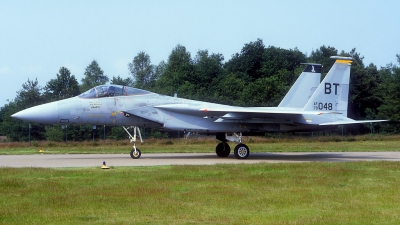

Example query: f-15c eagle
[12,56,386,159]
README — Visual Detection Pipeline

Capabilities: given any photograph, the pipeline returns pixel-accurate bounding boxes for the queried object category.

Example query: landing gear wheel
[130,148,142,159]
[234,144,249,159]
[216,142,230,157]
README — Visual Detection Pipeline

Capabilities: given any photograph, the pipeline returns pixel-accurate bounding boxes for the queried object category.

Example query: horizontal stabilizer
[320,120,388,126]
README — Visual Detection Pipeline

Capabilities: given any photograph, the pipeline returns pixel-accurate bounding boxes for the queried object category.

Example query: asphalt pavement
[0,152,399,168]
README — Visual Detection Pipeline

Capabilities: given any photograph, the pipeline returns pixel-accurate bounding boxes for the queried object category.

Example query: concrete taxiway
[0,152,400,168]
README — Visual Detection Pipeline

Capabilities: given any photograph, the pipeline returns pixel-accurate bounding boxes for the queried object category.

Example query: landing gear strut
[123,126,143,159]
[215,132,250,159]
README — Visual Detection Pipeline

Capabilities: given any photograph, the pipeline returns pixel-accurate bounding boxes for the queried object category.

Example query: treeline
[1,39,399,142]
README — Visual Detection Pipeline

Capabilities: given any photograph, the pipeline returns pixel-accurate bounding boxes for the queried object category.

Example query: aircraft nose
[11,101,59,123]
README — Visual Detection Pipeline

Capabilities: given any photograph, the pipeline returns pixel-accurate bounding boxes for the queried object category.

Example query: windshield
[78,85,151,99]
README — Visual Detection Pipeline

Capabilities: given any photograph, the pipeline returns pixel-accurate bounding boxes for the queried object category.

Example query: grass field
[1,135,399,224]
[1,162,400,224]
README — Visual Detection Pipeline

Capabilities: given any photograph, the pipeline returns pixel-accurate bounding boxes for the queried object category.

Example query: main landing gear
[123,126,143,159]
[215,132,250,159]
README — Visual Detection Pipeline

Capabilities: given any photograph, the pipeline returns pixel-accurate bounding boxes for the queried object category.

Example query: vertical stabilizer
[303,56,352,116]
[278,63,321,108]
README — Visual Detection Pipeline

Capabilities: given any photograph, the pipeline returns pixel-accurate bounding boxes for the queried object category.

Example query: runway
[1,152,400,168]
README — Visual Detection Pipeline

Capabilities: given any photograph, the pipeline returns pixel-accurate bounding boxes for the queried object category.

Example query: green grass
[1,162,400,224]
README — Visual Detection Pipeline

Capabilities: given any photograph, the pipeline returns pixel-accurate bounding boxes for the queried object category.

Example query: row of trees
[1,39,399,142]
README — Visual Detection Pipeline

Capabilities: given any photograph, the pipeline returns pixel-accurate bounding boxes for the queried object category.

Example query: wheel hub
[238,147,247,157]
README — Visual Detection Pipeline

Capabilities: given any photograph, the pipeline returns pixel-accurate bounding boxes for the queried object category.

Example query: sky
[1,0,399,107]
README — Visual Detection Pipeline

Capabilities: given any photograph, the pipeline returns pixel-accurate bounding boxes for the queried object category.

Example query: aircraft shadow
[143,152,393,162]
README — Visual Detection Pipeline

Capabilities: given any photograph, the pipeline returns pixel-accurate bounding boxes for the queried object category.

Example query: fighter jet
[12,56,386,159]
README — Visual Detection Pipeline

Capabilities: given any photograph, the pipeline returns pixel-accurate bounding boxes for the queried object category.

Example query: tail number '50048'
[314,102,333,110]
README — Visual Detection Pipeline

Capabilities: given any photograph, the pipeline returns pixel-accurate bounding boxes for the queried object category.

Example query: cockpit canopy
[79,84,151,99]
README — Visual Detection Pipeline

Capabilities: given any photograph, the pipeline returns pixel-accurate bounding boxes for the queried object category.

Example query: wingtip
[330,56,353,60]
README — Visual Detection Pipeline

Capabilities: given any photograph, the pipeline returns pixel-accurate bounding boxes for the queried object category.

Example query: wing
[154,103,387,126]
[155,104,306,117]
[154,104,310,125]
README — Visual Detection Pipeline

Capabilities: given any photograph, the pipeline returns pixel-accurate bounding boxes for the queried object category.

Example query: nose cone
[11,101,59,124]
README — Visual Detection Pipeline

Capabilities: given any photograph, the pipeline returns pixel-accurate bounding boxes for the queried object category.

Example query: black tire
[130,148,142,159]
[234,144,249,159]
[216,142,230,157]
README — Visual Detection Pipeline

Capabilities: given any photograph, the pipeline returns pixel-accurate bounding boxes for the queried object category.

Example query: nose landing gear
[123,126,143,159]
